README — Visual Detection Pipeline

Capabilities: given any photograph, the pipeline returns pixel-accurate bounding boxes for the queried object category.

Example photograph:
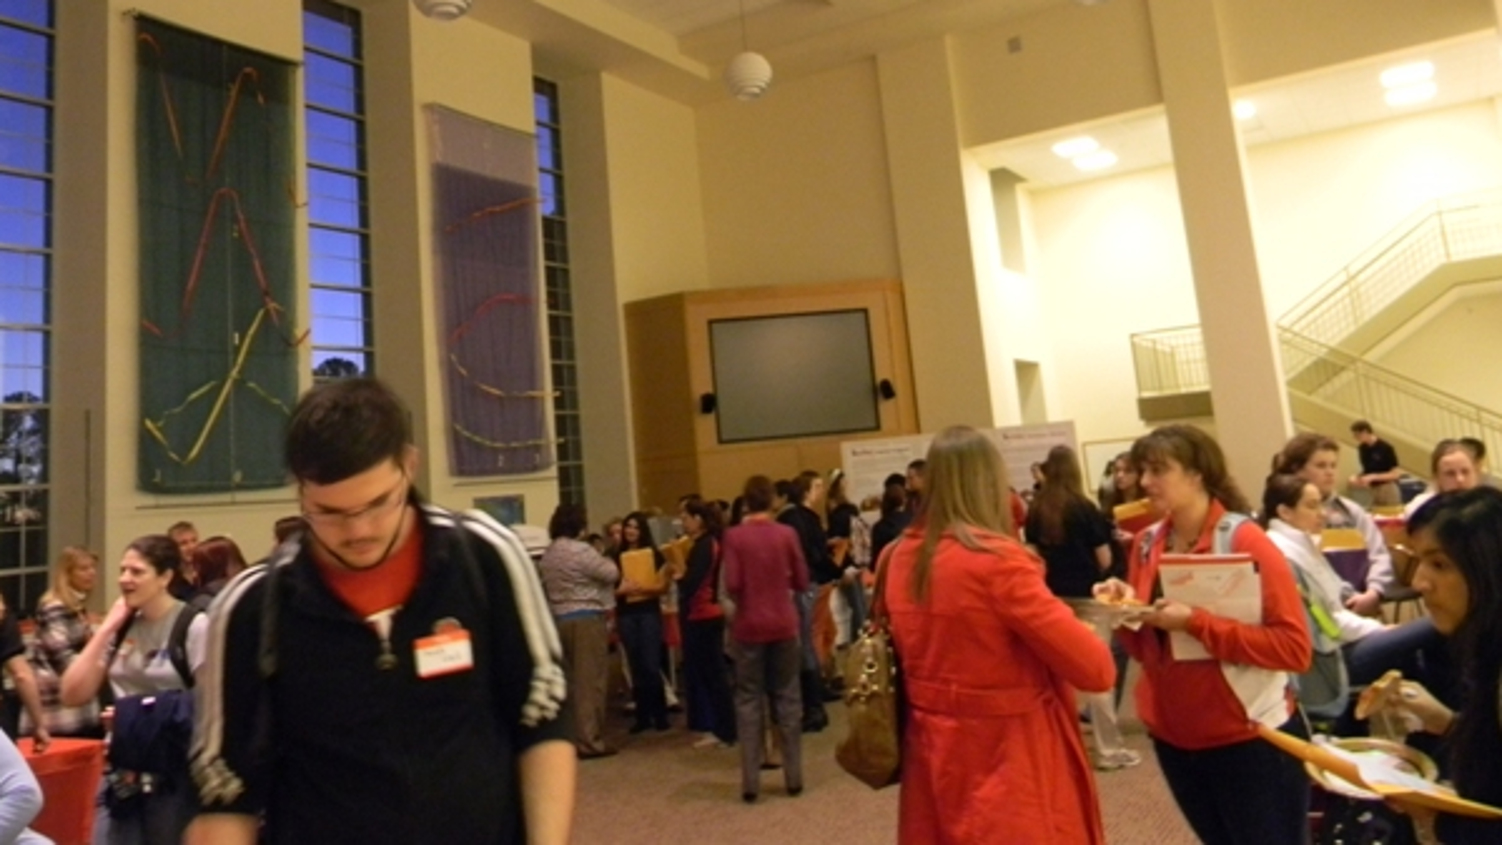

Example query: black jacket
[191,504,570,844]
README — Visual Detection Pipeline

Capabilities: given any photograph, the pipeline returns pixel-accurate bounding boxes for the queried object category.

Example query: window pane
[0,25,48,100]
[0,96,46,171]
[303,11,356,58]
[309,227,363,263]
[304,51,359,113]
[311,287,366,321]
[308,167,363,229]
[310,255,364,288]
[306,108,360,171]
[0,2,51,29]
[0,407,45,483]
[311,316,367,350]
[0,173,46,248]
[0,284,41,325]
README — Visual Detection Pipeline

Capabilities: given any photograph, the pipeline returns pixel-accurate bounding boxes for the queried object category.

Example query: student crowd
[0,375,1498,845]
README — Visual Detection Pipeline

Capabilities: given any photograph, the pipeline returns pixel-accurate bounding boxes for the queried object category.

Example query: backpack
[1136,512,1249,562]
[104,595,210,817]
[1139,514,1344,717]
[108,592,211,690]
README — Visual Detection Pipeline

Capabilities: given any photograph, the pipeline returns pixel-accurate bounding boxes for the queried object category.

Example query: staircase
[1131,189,1502,470]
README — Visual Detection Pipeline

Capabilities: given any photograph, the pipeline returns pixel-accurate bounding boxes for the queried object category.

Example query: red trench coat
[885,530,1114,845]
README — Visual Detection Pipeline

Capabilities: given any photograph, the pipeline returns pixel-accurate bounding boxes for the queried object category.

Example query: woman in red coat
[884,426,1116,845]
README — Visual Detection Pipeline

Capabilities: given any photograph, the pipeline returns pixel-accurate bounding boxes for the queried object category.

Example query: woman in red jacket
[1095,425,1312,845]
[885,426,1115,844]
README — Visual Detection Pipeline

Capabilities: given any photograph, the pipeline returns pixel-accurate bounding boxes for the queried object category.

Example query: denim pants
[617,610,667,726]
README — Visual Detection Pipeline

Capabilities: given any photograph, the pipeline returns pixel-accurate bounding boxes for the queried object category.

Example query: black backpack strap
[168,593,212,689]
[448,516,493,615]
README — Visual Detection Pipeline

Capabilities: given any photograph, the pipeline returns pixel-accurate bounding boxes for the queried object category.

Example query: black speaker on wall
[878,379,897,400]
[699,393,718,415]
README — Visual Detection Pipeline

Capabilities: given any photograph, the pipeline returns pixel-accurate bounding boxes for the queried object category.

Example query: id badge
[414,629,473,678]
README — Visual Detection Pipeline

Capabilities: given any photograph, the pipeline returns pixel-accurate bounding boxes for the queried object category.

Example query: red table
[24,738,104,845]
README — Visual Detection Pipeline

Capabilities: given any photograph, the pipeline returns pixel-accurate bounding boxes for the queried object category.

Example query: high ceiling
[481,1,1502,192]
[972,32,1502,188]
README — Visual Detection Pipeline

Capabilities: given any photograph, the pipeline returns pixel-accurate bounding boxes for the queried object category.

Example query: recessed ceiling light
[1073,150,1118,172]
[1380,61,1434,89]
[1052,136,1099,159]
[1384,81,1437,107]
[1233,99,1257,121]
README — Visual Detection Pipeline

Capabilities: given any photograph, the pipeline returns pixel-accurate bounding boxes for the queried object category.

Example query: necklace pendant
[376,653,398,671]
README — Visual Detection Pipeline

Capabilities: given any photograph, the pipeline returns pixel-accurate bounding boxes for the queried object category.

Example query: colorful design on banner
[136,18,300,492]
[427,106,552,476]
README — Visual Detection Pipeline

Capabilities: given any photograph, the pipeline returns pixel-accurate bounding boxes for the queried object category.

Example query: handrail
[1278,328,1501,423]
[1280,187,1502,347]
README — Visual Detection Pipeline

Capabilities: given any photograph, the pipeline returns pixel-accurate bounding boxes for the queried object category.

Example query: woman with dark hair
[1095,425,1312,845]
[1273,432,1393,616]
[1259,474,1384,645]
[1100,452,1146,514]
[614,511,670,734]
[1361,488,1502,842]
[723,475,807,803]
[188,536,248,599]
[887,427,1114,843]
[677,497,734,749]
[1026,444,1138,772]
[61,535,209,845]
[538,503,618,758]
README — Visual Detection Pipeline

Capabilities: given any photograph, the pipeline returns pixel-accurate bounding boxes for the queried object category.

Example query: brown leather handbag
[835,546,903,789]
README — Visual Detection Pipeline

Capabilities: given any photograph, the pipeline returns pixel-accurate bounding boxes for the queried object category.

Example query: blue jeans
[618,610,667,726]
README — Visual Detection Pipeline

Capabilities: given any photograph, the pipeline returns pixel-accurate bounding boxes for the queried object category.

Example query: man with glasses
[186,378,575,844]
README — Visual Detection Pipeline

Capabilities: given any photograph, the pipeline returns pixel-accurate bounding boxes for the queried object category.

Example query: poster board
[839,422,1080,505]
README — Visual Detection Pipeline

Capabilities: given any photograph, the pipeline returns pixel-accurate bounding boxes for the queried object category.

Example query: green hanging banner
[135,17,300,493]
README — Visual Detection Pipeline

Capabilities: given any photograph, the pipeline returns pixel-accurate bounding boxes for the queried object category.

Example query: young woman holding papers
[1094,425,1312,845]
[1360,487,1502,843]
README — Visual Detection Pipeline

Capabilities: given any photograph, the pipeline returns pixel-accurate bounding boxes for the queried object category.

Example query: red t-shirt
[314,520,424,619]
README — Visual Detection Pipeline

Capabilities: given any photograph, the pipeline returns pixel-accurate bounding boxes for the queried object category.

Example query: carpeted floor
[574,665,1200,844]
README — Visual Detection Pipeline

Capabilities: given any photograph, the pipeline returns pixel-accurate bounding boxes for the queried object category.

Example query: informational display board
[840,422,1079,506]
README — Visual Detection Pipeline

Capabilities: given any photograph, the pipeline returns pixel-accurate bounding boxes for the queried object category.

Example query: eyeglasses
[301,474,409,528]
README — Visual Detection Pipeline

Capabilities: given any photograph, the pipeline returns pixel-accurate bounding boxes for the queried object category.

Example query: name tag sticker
[414,629,473,679]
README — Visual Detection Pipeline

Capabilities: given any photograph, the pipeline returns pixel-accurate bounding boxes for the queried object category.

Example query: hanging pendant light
[413,0,473,21]
[724,0,772,100]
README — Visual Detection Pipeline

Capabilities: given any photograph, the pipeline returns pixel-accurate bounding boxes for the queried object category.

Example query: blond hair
[38,546,96,614]
[908,426,1014,601]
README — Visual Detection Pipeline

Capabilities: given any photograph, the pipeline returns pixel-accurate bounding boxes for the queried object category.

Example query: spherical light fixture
[413,0,473,21]
[725,51,773,101]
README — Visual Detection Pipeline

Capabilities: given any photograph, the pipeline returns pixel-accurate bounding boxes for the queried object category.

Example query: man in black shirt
[1350,420,1402,507]
[776,471,836,733]
[187,379,574,845]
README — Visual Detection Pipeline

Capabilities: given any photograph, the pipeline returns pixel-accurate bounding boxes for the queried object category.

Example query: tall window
[534,79,584,506]
[0,1,53,614]
[304,0,372,380]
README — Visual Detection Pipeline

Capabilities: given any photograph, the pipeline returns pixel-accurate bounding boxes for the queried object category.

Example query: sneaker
[692,734,722,749]
[1095,749,1142,771]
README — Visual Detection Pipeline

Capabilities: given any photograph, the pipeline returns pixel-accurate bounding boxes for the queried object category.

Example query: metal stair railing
[1277,328,1502,460]
[1281,188,1502,349]
[1125,326,1502,460]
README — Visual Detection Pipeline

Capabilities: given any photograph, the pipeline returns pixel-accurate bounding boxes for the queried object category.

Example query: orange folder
[1256,724,1502,819]
[1113,498,1158,535]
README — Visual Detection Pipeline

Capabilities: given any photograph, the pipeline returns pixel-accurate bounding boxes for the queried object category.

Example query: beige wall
[1374,285,1502,409]
[697,60,899,290]
[1027,99,1502,447]
[599,75,710,302]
